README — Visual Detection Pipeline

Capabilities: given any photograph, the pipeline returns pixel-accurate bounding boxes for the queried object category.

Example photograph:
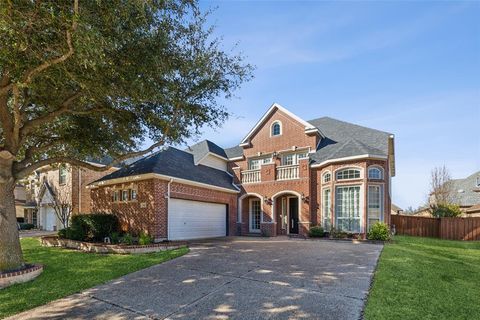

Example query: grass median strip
[364,235,480,320]
[0,238,189,319]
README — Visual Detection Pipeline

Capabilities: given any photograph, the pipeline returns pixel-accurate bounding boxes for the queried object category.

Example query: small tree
[429,166,460,217]
[50,182,73,229]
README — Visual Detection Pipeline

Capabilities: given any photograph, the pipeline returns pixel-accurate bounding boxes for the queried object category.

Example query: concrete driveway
[10,237,383,320]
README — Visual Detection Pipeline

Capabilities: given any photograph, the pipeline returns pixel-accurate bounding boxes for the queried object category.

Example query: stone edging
[41,236,188,254]
[0,264,44,289]
[305,237,388,245]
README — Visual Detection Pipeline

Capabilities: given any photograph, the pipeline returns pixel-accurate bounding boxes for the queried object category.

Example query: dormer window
[476,177,480,188]
[271,121,282,136]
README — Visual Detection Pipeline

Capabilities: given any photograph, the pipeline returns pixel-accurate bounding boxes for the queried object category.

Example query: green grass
[0,238,189,319]
[364,236,480,320]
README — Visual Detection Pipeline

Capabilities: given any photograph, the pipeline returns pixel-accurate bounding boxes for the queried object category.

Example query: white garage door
[168,199,227,240]
[44,208,57,231]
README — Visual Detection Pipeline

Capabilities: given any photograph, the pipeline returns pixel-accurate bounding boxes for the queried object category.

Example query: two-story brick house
[22,164,117,231]
[89,103,395,241]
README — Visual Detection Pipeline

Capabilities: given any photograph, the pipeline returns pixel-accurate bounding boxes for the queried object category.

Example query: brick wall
[91,178,238,240]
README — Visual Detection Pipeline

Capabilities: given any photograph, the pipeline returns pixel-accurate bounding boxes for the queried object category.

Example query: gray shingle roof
[224,145,243,159]
[94,147,237,191]
[307,117,391,165]
[185,140,228,163]
[450,171,480,206]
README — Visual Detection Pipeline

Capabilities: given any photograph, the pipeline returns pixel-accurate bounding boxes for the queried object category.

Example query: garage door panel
[168,199,226,240]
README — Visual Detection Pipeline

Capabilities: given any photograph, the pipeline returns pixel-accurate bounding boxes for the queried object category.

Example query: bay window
[322,188,331,230]
[368,185,383,229]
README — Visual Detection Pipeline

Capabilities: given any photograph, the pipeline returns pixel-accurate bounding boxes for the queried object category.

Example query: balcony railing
[276,164,299,180]
[241,169,261,184]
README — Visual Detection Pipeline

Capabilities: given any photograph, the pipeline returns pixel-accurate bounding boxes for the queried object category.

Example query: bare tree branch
[20,91,83,136]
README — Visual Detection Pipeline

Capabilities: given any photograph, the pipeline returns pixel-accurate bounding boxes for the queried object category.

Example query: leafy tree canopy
[0,0,253,178]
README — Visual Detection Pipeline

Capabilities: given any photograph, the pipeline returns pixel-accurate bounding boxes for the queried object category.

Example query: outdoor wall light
[301,193,309,203]
[263,196,272,205]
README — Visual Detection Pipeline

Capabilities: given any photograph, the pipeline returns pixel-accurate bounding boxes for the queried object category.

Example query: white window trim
[334,184,364,233]
[270,120,282,137]
[322,187,332,230]
[368,166,384,180]
[322,171,332,184]
[335,166,363,181]
[367,183,385,229]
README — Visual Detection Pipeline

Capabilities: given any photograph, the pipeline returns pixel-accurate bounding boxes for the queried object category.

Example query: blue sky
[184,1,480,209]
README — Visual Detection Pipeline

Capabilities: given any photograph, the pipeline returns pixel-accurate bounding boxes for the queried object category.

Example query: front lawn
[0,238,188,319]
[364,236,480,320]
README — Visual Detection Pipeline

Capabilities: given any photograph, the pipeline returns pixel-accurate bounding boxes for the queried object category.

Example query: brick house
[89,103,395,241]
[22,163,117,231]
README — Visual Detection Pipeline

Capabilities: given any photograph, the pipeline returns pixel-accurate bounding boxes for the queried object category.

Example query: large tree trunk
[0,157,24,272]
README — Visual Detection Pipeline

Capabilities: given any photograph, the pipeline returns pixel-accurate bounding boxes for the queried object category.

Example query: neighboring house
[447,172,480,217]
[23,163,117,231]
[14,184,36,222]
[89,103,395,241]
[390,204,403,215]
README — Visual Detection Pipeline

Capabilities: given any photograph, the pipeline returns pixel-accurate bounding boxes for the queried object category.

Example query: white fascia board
[88,172,239,194]
[228,156,244,161]
[310,154,388,168]
[239,103,316,145]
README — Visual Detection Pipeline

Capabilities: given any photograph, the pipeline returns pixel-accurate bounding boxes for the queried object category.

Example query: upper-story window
[281,152,308,166]
[323,172,331,183]
[248,156,271,170]
[271,121,282,136]
[59,167,67,185]
[336,168,361,180]
[368,166,383,180]
[476,177,480,188]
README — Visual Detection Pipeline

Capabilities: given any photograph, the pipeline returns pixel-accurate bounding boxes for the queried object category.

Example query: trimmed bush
[122,233,134,245]
[71,213,119,241]
[309,225,325,237]
[329,227,348,239]
[138,232,154,245]
[367,222,391,241]
[18,223,35,230]
[431,204,462,218]
[110,232,120,244]
[65,226,86,241]
[58,228,67,239]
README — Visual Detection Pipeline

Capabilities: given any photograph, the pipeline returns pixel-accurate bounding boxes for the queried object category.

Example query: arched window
[271,121,282,136]
[323,172,331,183]
[336,168,361,180]
[368,166,383,180]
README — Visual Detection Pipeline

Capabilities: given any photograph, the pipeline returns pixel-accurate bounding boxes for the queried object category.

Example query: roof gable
[239,103,319,146]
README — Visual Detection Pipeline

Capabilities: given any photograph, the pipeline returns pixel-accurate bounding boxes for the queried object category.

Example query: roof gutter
[310,154,388,168]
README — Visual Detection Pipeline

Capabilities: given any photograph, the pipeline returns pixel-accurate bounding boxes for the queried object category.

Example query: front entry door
[249,199,261,233]
[289,197,299,234]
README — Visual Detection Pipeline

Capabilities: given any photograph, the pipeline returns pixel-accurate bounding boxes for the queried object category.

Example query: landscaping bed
[0,238,189,319]
[0,264,43,290]
[41,236,187,254]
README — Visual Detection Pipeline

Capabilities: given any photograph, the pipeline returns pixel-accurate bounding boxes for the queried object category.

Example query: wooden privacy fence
[391,215,480,241]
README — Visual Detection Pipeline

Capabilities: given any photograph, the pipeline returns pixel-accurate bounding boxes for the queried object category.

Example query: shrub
[138,232,153,245]
[110,232,120,244]
[122,233,134,245]
[71,213,119,241]
[65,226,86,241]
[431,204,462,218]
[58,228,67,238]
[309,225,325,238]
[18,223,35,230]
[367,222,391,241]
[329,227,348,239]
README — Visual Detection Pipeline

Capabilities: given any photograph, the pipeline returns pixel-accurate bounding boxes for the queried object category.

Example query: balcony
[241,169,261,184]
[276,164,299,181]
